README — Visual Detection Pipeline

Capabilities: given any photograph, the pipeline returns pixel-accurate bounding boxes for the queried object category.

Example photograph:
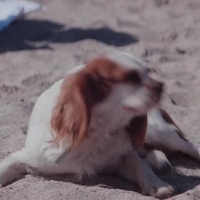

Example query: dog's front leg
[116,151,176,199]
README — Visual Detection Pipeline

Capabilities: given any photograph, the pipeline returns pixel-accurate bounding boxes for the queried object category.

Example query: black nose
[154,82,164,94]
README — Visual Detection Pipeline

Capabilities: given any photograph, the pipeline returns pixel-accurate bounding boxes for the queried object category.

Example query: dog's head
[91,51,164,116]
[51,52,164,148]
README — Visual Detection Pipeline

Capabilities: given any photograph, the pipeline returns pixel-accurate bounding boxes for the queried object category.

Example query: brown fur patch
[51,57,145,148]
[51,58,129,148]
[125,115,148,150]
[51,73,92,148]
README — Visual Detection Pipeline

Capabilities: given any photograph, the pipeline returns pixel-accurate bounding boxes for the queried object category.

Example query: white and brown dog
[0,52,199,199]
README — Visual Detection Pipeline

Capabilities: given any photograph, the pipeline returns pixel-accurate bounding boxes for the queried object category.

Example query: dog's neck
[89,104,135,136]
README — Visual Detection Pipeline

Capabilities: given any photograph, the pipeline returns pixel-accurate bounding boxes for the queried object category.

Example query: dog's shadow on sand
[41,155,200,196]
[0,19,139,53]
[3,153,200,197]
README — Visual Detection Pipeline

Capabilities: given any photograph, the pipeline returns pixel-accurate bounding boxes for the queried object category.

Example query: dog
[0,51,199,199]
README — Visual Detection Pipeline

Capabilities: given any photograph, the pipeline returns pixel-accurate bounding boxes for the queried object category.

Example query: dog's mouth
[122,83,164,113]
[122,105,138,112]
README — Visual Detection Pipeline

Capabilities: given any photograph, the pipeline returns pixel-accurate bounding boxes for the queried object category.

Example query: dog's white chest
[59,130,131,176]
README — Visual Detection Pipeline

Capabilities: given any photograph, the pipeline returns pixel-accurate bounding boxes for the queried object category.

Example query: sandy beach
[0,0,200,199]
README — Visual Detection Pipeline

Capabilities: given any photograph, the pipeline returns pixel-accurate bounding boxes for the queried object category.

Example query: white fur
[1,52,199,199]
[146,109,200,162]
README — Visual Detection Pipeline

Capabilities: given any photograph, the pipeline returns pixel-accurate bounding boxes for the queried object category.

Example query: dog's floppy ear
[51,58,116,148]
[51,71,96,148]
[125,115,148,150]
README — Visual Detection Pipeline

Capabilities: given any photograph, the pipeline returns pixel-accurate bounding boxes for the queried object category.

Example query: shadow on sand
[0,19,139,53]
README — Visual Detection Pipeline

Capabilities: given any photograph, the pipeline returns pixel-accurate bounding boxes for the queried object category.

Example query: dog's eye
[125,71,141,84]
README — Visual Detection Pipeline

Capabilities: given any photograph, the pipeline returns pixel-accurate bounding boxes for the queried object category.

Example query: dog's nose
[153,82,164,94]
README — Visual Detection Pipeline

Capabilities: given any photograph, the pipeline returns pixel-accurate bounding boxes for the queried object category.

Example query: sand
[0,0,200,199]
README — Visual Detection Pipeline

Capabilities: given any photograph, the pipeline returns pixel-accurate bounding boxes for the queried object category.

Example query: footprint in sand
[0,85,19,94]
[142,47,166,57]
[21,74,46,87]
[175,72,196,86]
[169,91,195,107]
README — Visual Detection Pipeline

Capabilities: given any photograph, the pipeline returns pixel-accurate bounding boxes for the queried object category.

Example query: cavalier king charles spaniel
[0,51,200,199]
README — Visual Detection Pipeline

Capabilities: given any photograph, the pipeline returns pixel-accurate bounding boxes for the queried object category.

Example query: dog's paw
[142,178,176,199]
[140,164,176,199]
[146,150,171,174]
[150,185,176,199]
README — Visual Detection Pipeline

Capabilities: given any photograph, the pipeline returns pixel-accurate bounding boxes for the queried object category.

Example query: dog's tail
[0,149,28,187]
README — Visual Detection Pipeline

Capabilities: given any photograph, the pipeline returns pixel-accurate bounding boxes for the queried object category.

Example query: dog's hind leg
[146,108,200,162]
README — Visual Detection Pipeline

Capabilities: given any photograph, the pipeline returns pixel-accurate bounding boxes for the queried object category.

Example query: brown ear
[125,115,148,150]
[51,57,121,148]
[51,72,94,148]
